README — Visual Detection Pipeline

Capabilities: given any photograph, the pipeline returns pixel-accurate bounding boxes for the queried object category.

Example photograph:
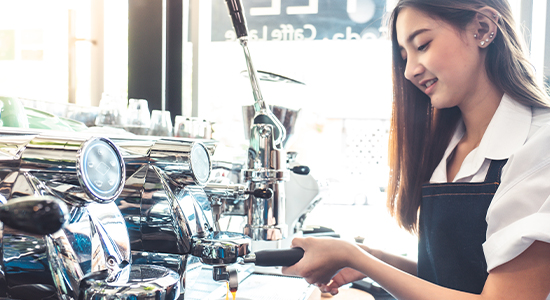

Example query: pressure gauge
[77,137,125,203]
[190,142,211,186]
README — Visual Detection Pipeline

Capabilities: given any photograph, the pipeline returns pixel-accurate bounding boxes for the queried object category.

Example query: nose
[404,56,424,81]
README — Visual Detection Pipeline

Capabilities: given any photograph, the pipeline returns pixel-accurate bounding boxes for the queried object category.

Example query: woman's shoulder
[531,105,550,128]
[483,104,550,272]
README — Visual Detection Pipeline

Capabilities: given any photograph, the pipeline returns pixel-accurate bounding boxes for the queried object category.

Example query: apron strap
[483,159,508,183]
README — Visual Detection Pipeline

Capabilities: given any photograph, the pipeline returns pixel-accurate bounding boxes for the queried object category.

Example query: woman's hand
[319,267,367,295]
[281,237,363,285]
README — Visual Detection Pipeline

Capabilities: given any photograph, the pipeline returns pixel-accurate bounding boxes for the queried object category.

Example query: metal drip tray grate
[186,268,313,300]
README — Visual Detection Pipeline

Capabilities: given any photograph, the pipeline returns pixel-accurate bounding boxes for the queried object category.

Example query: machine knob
[0,196,68,235]
[245,188,273,199]
[291,165,310,175]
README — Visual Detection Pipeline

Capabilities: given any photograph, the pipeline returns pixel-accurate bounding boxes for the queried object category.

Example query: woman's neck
[458,83,504,144]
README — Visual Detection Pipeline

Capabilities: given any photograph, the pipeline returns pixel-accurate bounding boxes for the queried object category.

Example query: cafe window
[187,0,404,254]
[186,0,549,256]
[0,0,128,106]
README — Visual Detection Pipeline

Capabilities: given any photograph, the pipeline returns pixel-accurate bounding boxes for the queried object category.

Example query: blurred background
[0,0,548,259]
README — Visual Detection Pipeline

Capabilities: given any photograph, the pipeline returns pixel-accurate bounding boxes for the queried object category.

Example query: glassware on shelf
[95,93,127,127]
[174,116,212,139]
[149,110,173,137]
[124,98,151,135]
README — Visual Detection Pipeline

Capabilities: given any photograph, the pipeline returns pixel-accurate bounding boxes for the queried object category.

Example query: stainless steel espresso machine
[0,0,324,299]
[207,0,325,257]
[0,128,304,300]
[0,130,184,300]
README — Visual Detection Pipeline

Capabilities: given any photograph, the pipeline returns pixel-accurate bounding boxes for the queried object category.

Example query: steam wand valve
[244,188,273,199]
[206,185,273,231]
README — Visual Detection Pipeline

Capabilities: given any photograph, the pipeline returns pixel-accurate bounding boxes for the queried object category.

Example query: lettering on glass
[212,0,385,41]
[249,0,320,16]
[250,0,281,16]
[287,0,318,15]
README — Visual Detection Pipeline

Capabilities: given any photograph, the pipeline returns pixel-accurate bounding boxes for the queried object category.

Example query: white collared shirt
[429,94,550,279]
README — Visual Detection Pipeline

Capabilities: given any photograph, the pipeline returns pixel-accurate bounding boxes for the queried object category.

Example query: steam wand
[225,0,286,149]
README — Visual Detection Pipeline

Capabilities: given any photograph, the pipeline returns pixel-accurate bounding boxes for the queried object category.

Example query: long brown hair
[386,0,550,233]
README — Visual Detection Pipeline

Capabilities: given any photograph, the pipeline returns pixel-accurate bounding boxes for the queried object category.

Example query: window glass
[0,0,70,102]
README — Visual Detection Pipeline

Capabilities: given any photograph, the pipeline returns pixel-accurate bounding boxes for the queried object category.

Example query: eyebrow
[399,28,431,50]
[407,28,431,43]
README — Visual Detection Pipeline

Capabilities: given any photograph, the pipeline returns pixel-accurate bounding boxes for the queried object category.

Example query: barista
[282,0,550,299]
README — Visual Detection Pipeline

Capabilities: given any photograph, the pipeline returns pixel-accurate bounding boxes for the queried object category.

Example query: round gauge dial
[190,142,211,186]
[78,138,125,203]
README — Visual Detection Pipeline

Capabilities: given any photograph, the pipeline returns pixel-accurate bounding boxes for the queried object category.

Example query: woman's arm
[357,244,417,276]
[283,237,550,300]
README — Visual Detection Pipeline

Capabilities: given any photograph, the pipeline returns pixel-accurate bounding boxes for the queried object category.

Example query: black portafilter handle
[245,248,305,267]
[0,196,69,235]
[225,0,248,38]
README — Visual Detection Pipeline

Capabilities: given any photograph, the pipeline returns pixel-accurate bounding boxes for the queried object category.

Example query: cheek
[433,47,474,80]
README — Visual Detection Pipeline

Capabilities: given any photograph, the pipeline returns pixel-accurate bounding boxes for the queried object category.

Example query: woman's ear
[473,6,500,48]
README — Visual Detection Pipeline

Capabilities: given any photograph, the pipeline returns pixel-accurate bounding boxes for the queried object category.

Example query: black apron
[417,159,507,294]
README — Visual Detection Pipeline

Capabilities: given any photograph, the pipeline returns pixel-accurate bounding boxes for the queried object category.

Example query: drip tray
[186,267,314,300]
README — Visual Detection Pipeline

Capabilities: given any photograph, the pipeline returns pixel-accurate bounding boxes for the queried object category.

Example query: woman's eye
[417,42,430,51]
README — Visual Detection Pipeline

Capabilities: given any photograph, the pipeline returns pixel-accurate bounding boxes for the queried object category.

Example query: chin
[429,97,455,110]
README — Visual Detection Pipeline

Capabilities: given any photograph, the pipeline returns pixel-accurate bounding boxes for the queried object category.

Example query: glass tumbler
[174,115,187,137]
[149,110,173,137]
[125,98,151,135]
[95,93,126,127]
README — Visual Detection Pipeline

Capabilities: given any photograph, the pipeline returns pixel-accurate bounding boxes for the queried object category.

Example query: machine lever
[245,188,273,199]
[291,166,310,175]
[0,196,68,235]
[243,247,304,267]
[225,0,248,38]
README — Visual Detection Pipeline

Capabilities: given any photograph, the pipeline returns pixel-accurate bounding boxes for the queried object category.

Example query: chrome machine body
[0,129,182,300]
[111,137,251,293]
[222,0,290,242]
[203,0,324,253]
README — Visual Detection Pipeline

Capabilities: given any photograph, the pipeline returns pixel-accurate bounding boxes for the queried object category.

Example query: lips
[419,78,438,94]
[425,79,437,88]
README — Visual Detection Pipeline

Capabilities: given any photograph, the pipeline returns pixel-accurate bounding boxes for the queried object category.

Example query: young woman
[282,0,550,299]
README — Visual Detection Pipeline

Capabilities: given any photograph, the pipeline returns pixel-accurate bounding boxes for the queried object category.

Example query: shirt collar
[430,94,532,182]
[477,93,532,160]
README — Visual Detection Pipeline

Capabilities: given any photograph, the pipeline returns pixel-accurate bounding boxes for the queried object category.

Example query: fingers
[283,237,306,276]
[318,284,340,296]
[290,236,305,248]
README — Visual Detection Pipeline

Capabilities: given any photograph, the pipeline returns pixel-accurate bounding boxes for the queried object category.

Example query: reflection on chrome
[0,131,182,300]
[113,137,250,296]
[0,128,268,299]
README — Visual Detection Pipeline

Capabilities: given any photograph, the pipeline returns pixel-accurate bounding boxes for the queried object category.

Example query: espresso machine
[0,1,320,298]
[205,0,325,259]
[0,129,183,300]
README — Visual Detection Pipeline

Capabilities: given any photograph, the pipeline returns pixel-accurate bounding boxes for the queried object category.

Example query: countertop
[185,266,396,300]
[308,288,374,300]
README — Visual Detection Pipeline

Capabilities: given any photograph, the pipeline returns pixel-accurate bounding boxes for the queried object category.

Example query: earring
[481,41,486,46]
[489,32,494,39]
[474,34,478,38]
